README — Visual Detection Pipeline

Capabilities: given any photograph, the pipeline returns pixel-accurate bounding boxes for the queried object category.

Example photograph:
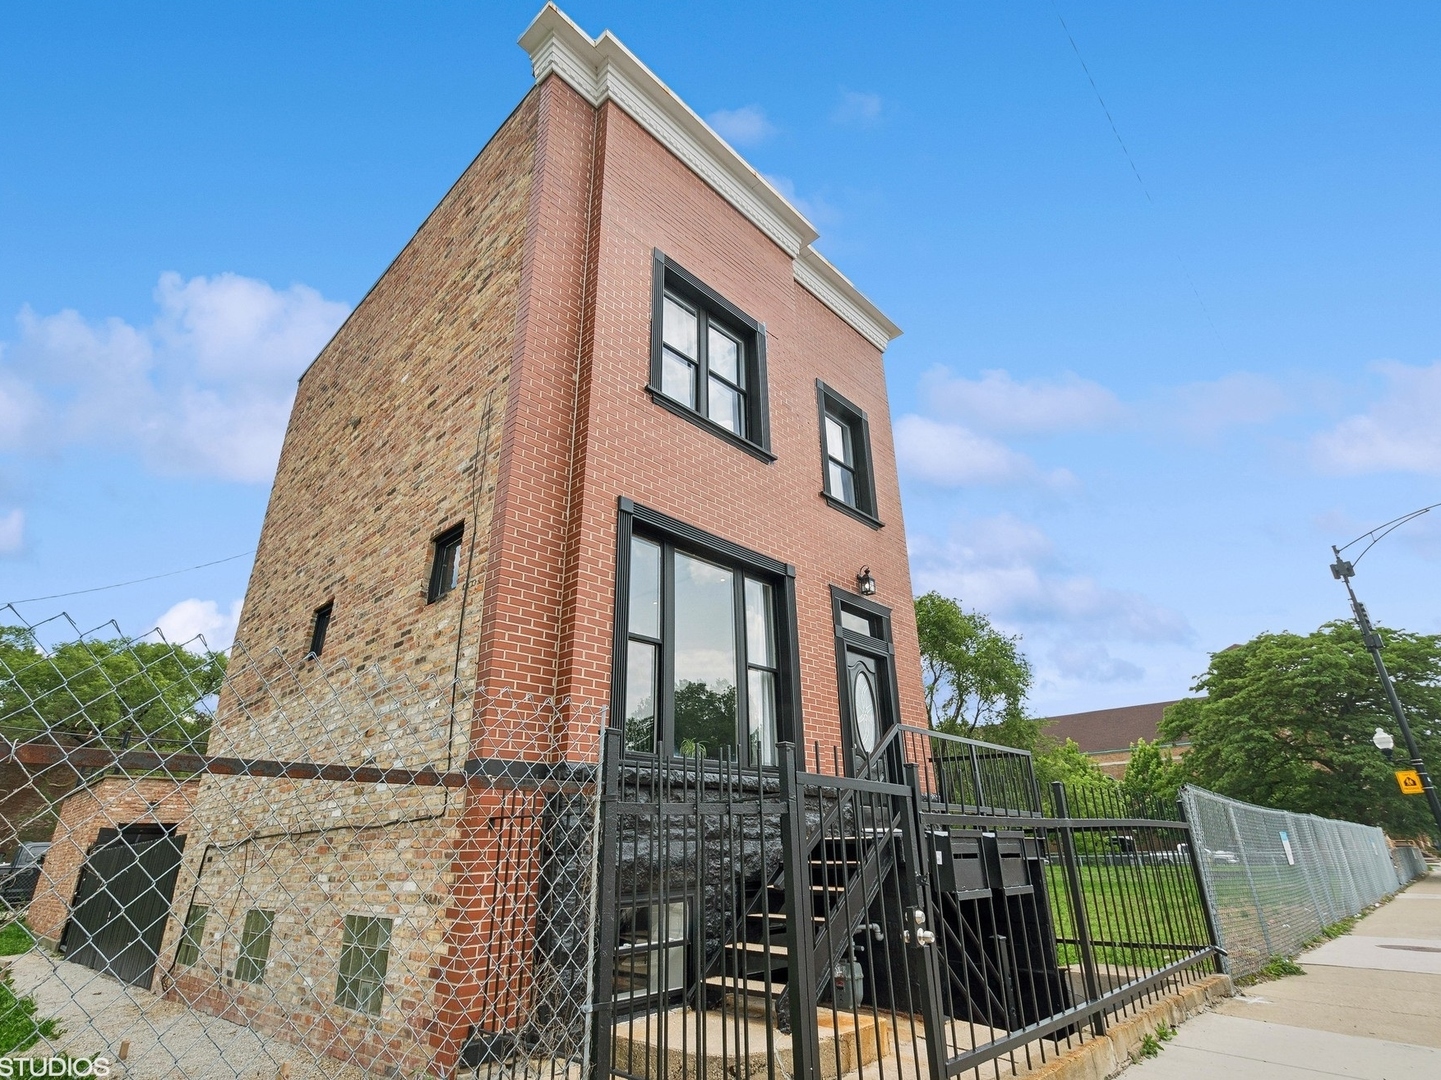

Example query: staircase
[703,816,903,1027]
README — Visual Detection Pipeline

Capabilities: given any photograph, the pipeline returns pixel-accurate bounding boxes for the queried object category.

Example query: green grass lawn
[0,920,35,957]
[1043,860,1212,969]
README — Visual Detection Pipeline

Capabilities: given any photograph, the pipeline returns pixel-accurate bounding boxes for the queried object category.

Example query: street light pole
[1330,537,1441,837]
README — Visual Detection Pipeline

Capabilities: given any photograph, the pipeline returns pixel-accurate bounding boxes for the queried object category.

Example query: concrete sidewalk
[1125,867,1441,1079]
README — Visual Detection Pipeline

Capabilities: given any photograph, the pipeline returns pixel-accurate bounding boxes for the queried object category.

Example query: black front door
[843,647,896,778]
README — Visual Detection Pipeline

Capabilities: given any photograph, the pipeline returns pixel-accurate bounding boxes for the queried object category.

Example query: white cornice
[518,4,901,350]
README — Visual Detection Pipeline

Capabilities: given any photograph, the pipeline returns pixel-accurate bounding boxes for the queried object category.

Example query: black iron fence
[594,727,1223,1080]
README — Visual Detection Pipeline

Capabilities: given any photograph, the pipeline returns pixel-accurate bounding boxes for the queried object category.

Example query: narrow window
[175,904,208,966]
[307,602,333,659]
[428,523,465,603]
[234,909,274,983]
[651,253,770,458]
[817,383,880,525]
[336,914,392,1015]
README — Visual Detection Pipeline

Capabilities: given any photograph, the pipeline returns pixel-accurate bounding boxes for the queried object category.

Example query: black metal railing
[919,780,1221,1079]
[593,729,1223,1080]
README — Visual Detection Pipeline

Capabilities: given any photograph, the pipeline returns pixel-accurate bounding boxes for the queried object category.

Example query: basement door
[63,826,185,988]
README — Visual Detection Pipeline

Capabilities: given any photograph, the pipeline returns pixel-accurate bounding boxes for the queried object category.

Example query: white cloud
[1049,643,1144,683]
[2,272,349,482]
[762,173,833,227]
[911,515,1192,644]
[707,105,776,147]
[0,508,23,555]
[154,597,243,652]
[895,415,1076,489]
[832,91,882,127]
[920,368,1126,436]
[1311,361,1441,475]
[1160,372,1290,438]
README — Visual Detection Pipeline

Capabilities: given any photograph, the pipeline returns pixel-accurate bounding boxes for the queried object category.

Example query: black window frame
[307,601,333,660]
[427,522,465,603]
[816,382,882,528]
[610,498,801,767]
[649,251,773,462]
[612,896,690,1010]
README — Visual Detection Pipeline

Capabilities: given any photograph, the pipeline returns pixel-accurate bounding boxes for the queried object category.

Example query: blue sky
[1,2,1437,716]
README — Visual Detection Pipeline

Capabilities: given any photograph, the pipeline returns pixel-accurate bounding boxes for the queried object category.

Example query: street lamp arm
[1330,503,1441,837]
[1336,502,1441,568]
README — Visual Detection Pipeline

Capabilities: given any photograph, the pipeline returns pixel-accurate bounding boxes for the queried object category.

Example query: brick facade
[165,12,918,1074]
[27,775,198,948]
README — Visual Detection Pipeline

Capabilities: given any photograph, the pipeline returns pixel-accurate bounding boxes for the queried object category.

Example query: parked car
[0,841,50,909]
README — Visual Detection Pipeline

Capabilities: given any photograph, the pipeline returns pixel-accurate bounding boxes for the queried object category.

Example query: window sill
[821,492,884,530]
[646,386,776,464]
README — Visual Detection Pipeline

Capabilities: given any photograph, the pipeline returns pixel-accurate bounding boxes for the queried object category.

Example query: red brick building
[1043,700,1188,780]
[160,6,919,1073]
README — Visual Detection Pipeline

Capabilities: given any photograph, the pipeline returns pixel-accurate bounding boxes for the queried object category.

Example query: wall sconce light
[856,566,877,596]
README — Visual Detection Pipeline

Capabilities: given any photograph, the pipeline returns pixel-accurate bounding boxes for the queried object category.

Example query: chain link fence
[1,608,606,1078]
[1180,785,1429,978]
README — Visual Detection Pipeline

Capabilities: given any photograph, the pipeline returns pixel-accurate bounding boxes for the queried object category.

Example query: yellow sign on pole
[1396,769,1425,796]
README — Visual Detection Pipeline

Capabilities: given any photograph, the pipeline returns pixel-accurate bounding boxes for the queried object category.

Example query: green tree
[915,592,1032,739]
[0,626,226,751]
[1034,737,1115,793]
[1119,738,1185,811]
[1161,620,1441,840]
[674,680,737,759]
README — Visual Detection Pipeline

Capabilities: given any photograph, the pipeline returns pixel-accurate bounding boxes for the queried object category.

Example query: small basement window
[336,914,392,1015]
[234,909,274,984]
[428,523,465,603]
[613,900,687,1003]
[308,601,333,659]
[176,904,208,967]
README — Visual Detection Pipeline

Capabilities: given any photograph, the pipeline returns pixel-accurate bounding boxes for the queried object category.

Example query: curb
[1019,974,1234,1080]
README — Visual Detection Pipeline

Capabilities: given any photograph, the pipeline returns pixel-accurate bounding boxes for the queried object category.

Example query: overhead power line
[1052,6,1228,352]
[5,550,255,605]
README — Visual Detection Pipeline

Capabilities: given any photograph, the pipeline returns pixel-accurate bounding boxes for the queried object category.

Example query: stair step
[703,976,785,998]
[726,940,789,957]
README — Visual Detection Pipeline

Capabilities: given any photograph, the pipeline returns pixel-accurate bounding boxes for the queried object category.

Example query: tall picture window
[616,502,798,765]
[650,252,771,459]
[816,382,880,526]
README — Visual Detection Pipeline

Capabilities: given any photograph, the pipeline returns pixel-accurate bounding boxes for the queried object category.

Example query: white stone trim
[793,250,901,351]
[519,4,901,348]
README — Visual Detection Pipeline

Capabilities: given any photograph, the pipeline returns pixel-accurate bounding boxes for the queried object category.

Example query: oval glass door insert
[853,668,878,752]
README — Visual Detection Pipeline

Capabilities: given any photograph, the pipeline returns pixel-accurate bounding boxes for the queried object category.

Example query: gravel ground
[3,952,375,1079]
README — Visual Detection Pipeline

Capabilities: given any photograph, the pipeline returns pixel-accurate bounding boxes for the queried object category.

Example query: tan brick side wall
[215,89,540,773]
[170,89,546,1075]
[550,96,926,763]
[160,818,453,1077]
[27,776,198,945]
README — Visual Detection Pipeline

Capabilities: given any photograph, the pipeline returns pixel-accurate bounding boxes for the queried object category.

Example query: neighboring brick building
[158,6,919,1075]
[27,775,198,947]
[1042,700,1189,780]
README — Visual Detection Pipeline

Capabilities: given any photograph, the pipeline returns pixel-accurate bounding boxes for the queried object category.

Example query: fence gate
[63,828,186,988]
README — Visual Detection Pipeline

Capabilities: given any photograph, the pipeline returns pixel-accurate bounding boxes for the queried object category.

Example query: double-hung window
[650,253,771,459]
[817,382,880,526]
[617,502,796,766]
